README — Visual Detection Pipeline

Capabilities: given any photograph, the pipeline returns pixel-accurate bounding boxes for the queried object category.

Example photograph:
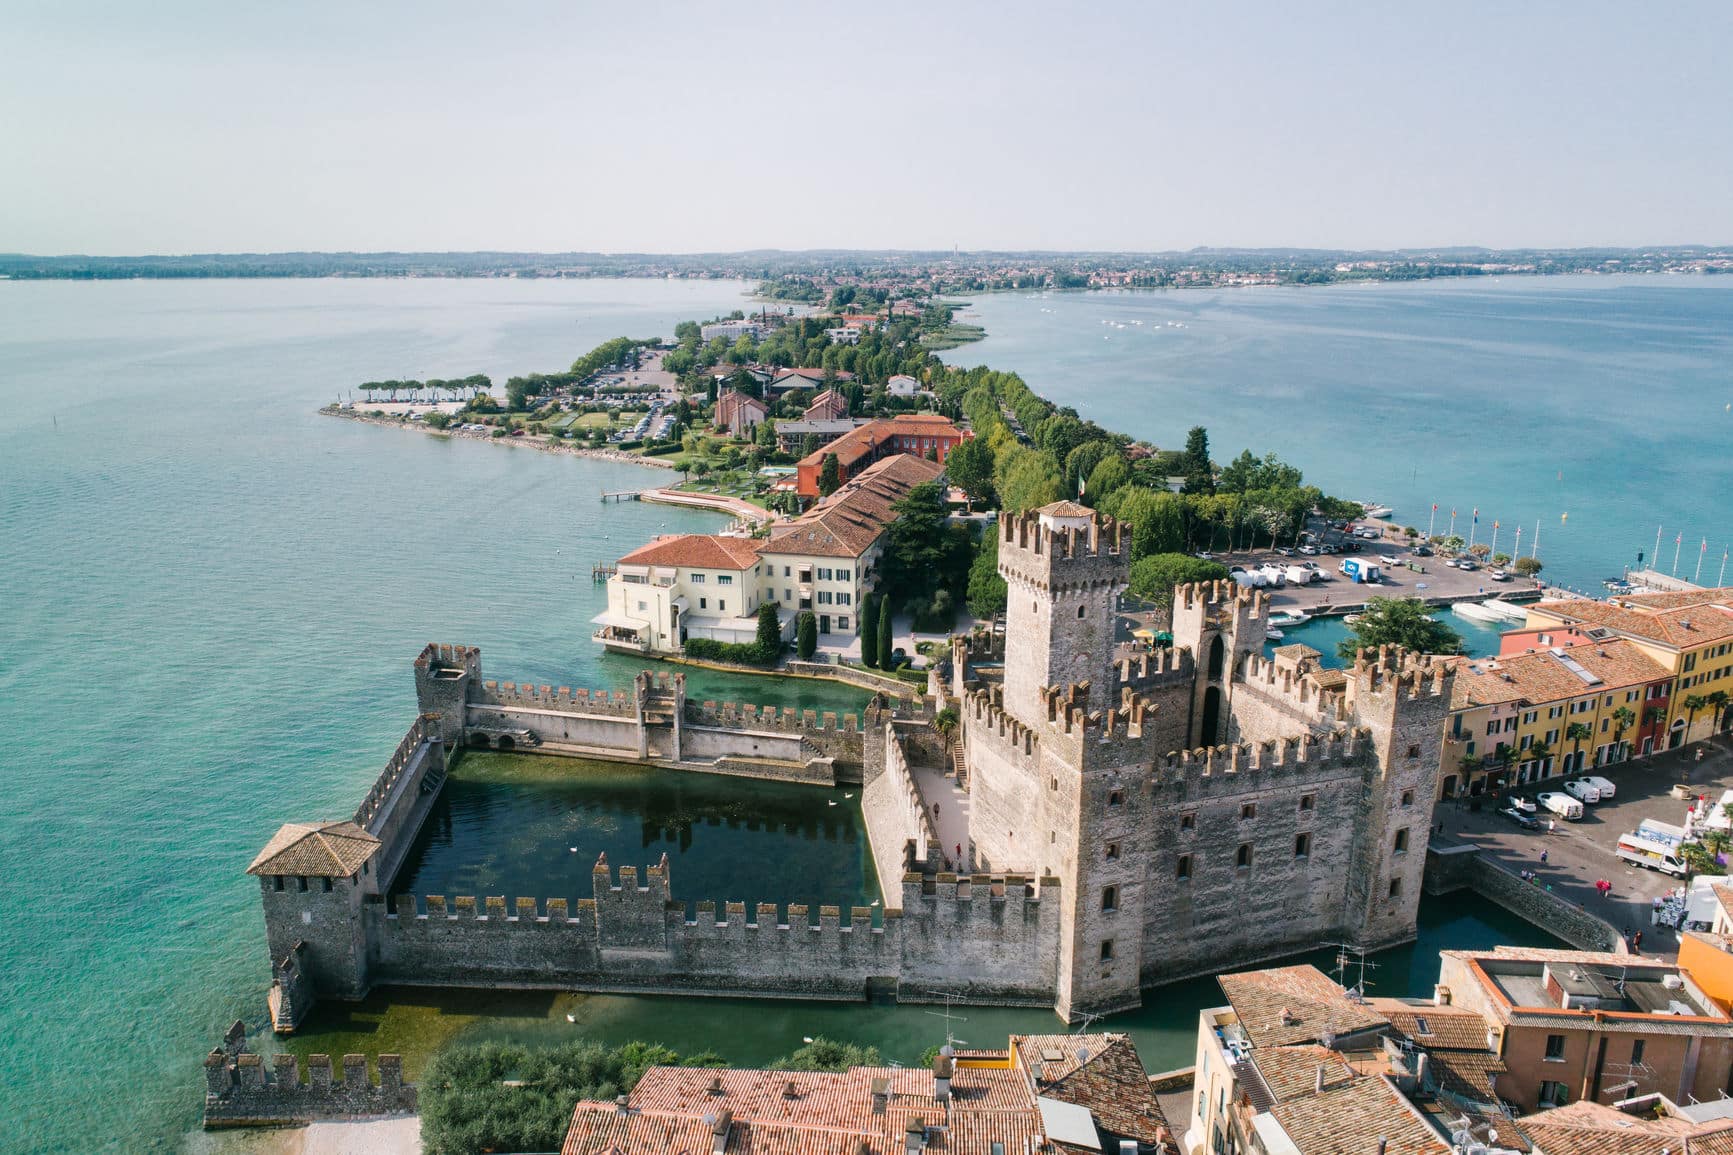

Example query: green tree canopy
[1084,455,1132,505]
[420,1040,726,1155]
[1128,553,1228,605]
[880,482,971,609]
[1336,597,1464,662]
[967,529,1008,617]
[1183,425,1211,474]
[770,1037,883,1072]
[796,611,817,660]
[945,436,996,507]
[860,596,880,667]
[818,452,842,496]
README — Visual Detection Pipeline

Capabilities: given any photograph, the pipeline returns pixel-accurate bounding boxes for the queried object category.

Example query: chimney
[1315,1066,1326,1094]
[1377,1139,1388,1155]
[709,1108,733,1155]
[933,1050,954,1103]
[1434,984,1451,1007]
[614,1094,630,1117]
[871,1075,890,1115]
[905,1117,928,1153]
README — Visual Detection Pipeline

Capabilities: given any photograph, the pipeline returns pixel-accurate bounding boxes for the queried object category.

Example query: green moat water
[390,753,878,919]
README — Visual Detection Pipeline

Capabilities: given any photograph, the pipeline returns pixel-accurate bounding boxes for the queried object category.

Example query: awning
[590,610,646,631]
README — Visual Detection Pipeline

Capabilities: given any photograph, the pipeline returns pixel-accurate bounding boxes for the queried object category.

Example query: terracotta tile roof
[804,389,849,420]
[1247,1045,1356,1103]
[1010,1033,1171,1146]
[247,821,380,877]
[563,1063,1051,1154]
[1268,1074,1450,1155]
[762,455,943,560]
[1217,965,1390,1048]
[617,534,762,571]
[795,414,961,472]
[1514,1100,1733,1155]
[772,367,855,387]
[1363,1001,1493,1052]
[1529,596,1733,650]
[1037,500,1093,518]
[1421,1050,1507,1102]
[1453,637,1671,709]
[1619,586,1733,611]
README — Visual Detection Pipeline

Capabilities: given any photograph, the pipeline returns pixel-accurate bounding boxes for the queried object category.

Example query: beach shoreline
[320,406,679,470]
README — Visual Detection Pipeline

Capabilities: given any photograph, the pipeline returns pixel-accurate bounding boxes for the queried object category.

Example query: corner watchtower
[414,644,479,748]
[997,503,1129,724]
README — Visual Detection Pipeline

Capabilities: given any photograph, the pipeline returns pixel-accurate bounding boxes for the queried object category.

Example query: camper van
[1535,791,1584,820]
[1617,832,1690,877]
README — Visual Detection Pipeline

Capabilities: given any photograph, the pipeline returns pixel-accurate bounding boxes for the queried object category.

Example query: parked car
[1298,545,1319,556]
[1536,791,1584,820]
[1563,779,1602,804]
[1456,559,1479,571]
[1413,545,1434,557]
[1511,796,1538,813]
[1581,775,1617,799]
[1274,546,1295,557]
[1500,806,1544,831]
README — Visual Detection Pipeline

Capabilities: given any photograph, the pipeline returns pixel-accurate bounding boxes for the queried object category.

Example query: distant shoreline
[321,407,680,470]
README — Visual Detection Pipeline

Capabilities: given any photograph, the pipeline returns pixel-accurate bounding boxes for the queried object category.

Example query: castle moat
[390,751,878,920]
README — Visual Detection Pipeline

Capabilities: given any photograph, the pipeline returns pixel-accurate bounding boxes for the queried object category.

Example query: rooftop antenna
[922,990,969,1051]
[1070,1010,1103,1035]
[1326,942,1378,1002]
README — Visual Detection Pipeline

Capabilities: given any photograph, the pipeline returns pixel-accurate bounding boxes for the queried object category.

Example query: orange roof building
[794,413,964,497]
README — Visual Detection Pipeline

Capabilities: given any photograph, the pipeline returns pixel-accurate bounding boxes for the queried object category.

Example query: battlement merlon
[1349,645,1454,701]
[414,643,481,745]
[997,509,1129,591]
[1153,727,1372,790]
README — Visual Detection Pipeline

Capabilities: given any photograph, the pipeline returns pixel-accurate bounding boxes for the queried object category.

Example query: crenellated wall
[366,855,1057,1005]
[203,1024,415,1129]
[861,725,940,898]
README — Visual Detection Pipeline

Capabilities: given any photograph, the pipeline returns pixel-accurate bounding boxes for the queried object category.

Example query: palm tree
[1610,706,1637,762]
[1526,739,1553,780]
[1684,694,1709,741]
[1564,722,1594,774]
[1708,690,1731,734]
[934,707,960,745]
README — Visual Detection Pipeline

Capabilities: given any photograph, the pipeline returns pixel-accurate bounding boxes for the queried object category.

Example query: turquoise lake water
[952,276,1733,594]
[0,275,1716,1151]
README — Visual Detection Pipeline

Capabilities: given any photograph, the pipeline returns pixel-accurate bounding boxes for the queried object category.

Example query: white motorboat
[1265,627,1285,641]
[1451,602,1505,625]
[1480,600,1529,623]
[1268,610,1311,628]
[1357,502,1394,519]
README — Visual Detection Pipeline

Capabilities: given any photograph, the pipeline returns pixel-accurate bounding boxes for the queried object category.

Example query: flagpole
[1532,520,1541,559]
[1695,539,1707,585]
[1490,521,1500,559]
[1654,525,1663,573]
[1468,509,1479,551]
[1721,547,1728,588]
[1673,534,1683,577]
[1449,509,1457,538]
[1427,504,1437,540]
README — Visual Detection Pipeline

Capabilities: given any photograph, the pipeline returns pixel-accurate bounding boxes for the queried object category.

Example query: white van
[1617,833,1689,877]
[1536,792,1584,820]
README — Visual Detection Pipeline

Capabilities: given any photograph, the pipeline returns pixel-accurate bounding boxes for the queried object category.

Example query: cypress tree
[860,596,879,668]
[796,612,817,661]
[877,597,895,671]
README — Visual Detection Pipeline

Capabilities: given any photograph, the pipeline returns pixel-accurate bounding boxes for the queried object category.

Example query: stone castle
[245,505,1451,1029]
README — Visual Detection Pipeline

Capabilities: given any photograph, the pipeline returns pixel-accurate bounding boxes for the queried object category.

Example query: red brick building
[794,413,965,497]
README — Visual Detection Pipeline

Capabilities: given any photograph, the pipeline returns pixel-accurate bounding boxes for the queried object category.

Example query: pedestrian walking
[1540,849,1548,865]
[1548,819,1555,834]
[1634,931,1644,951]
[955,842,962,859]
[933,803,940,819]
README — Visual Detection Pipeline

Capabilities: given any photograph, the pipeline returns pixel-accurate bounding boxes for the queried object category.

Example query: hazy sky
[4,1,1730,254]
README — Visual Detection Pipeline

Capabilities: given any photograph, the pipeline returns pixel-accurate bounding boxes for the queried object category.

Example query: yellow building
[1442,638,1671,796]
[1523,587,1733,747]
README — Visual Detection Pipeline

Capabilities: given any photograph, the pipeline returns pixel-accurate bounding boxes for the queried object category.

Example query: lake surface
[952,276,1733,594]
[0,274,1714,1151]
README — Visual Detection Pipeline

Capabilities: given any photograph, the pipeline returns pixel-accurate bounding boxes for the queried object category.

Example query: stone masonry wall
[204,1031,415,1129]
[367,858,1058,1005]
[861,726,938,901]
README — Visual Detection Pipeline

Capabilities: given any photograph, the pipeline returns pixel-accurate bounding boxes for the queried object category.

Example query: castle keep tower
[1169,581,1267,747]
[998,503,1128,722]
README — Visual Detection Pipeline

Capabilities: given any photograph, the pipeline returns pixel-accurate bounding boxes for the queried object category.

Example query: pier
[591,563,616,582]
[600,490,641,504]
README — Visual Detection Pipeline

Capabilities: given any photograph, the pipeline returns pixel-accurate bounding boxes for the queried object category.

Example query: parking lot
[1435,735,1733,959]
